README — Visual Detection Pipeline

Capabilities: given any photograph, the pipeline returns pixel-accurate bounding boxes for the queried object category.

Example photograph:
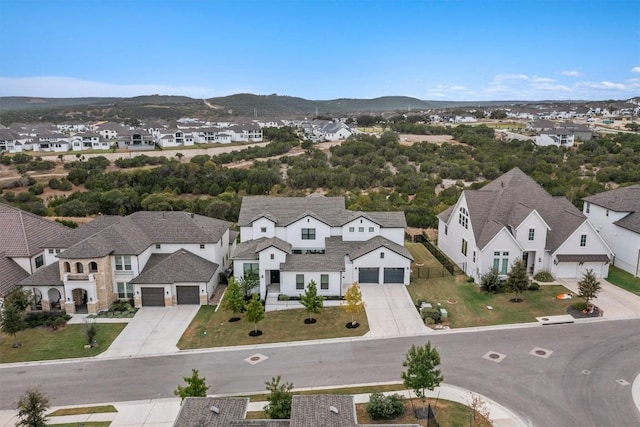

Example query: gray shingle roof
[238,196,406,228]
[18,262,63,287]
[44,215,122,249]
[0,202,69,257]
[232,237,292,261]
[583,185,640,233]
[174,397,248,427]
[0,253,30,297]
[290,395,357,427]
[60,211,230,259]
[129,250,218,285]
[349,236,414,261]
[442,168,587,252]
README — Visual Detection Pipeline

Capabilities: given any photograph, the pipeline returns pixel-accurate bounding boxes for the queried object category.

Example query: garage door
[359,268,379,284]
[384,268,405,283]
[141,287,165,306]
[177,286,200,305]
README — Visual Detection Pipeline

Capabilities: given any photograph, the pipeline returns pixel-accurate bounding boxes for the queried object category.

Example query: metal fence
[418,234,465,276]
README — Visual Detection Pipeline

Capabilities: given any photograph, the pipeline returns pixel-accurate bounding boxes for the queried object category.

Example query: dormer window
[261,227,267,233]
[301,228,316,240]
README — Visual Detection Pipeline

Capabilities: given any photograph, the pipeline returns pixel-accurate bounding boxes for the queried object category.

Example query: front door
[270,270,280,284]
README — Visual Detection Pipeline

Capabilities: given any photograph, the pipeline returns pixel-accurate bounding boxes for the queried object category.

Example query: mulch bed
[567,306,602,319]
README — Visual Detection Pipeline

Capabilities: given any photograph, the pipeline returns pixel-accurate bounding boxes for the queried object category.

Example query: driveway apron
[98,305,200,358]
[557,278,640,319]
[359,283,429,337]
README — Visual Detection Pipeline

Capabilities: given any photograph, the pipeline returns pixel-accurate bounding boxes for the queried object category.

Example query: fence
[418,234,465,276]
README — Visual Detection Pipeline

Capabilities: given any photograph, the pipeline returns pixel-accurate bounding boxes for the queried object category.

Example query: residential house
[437,168,612,281]
[174,395,419,427]
[95,122,127,140]
[320,121,353,141]
[583,185,640,277]
[118,129,156,150]
[233,196,412,299]
[0,129,32,153]
[0,203,69,308]
[156,129,196,148]
[18,211,232,313]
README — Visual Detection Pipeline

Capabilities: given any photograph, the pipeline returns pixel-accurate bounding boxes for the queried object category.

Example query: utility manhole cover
[244,353,268,365]
[616,379,630,386]
[582,370,592,375]
[535,350,547,355]
[489,353,500,359]
[530,347,553,359]
[483,351,506,362]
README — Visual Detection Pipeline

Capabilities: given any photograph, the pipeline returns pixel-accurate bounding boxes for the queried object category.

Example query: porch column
[64,301,76,314]
[87,302,98,315]
[41,300,51,312]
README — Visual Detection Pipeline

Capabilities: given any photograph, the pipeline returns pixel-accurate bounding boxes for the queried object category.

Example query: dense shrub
[528,282,540,291]
[366,392,405,420]
[480,269,504,293]
[24,312,71,329]
[571,302,588,312]
[420,308,441,323]
[533,271,554,282]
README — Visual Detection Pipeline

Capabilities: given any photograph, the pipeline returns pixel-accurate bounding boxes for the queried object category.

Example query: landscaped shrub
[480,269,504,293]
[571,302,588,311]
[24,312,71,329]
[420,308,441,323]
[533,271,554,282]
[366,392,405,420]
[528,282,540,291]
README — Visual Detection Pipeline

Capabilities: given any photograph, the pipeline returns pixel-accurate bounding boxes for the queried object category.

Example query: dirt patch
[398,134,465,146]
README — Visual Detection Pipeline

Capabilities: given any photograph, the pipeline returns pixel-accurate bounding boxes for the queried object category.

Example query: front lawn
[407,275,573,328]
[0,324,126,363]
[178,305,369,349]
[607,266,640,296]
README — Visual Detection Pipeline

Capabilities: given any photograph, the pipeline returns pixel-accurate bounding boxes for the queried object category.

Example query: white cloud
[0,76,221,98]
[494,73,530,82]
[632,66,640,73]
[531,76,556,83]
[560,70,583,77]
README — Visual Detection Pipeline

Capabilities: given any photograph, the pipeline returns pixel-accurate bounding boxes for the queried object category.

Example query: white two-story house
[583,185,640,277]
[232,196,413,299]
[438,168,613,281]
[18,211,233,313]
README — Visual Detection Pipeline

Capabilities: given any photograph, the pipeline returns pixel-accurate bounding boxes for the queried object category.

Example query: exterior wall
[285,217,330,250]
[280,271,342,297]
[245,218,276,242]
[342,217,379,242]
[585,203,640,277]
[379,228,405,246]
[11,257,32,274]
[352,248,412,285]
[44,248,63,266]
[437,194,477,276]
[513,211,549,275]
[476,230,522,280]
[551,220,613,279]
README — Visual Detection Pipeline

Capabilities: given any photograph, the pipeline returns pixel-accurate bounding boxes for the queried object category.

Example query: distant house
[233,196,412,299]
[583,185,640,277]
[18,211,232,313]
[437,168,612,281]
[530,120,593,147]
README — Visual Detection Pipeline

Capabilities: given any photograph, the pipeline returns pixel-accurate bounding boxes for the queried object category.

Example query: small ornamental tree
[578,269,602,306]
[238,268,259,299]
[245,294,264,335]
[174,369,209,403]
[401,342,443,414]
[506,259,529,302]
[5,289,32,312]
[480,268,503,294]
[1,303,25,347]
[222,277,245,321]
[16,387,49,427]
[264,375,293,419]
[299,280,324,323]
[342,282,365,326]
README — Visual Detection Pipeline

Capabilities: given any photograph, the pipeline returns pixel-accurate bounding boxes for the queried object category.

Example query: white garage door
[555,262,578,278]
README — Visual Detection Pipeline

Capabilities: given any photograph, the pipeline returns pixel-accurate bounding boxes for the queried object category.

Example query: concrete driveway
[557,278,640,319]
[358,283,429,337]
[99,305,200,358]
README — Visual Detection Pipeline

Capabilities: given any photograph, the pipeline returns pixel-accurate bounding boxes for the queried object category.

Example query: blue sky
[1,0,639,101]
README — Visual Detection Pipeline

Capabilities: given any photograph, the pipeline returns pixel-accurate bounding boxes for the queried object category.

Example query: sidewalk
[0,383,529,427]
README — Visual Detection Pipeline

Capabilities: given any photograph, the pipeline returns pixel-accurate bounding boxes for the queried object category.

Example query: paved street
[2,319,638,426]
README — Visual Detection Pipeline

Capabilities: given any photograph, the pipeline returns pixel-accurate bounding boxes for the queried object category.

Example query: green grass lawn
[607,266,640,296]
[48,422,111,427]
[48,405,117,417]
[0,324,126,364]
[178,305,369,349]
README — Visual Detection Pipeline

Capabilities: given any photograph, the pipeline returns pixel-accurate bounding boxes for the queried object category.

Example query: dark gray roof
[18,262,63,287]
[60,211,230,259]
[556,254,610,263]
[44,216,122,249]
[173,397,248,427]
[232,237,292,261]
[129,250,218,285]
[349,235,414,261]
[0,253,29,297]
[290,395,357,427]
[0,202,69,257]
[229,230,240,243]
[230,421,290,427]
[584,185,640,233]
[439,168,587,252]
[238,196,406,228]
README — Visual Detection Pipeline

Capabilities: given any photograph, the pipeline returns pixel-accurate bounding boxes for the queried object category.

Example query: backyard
[406,243,574,328]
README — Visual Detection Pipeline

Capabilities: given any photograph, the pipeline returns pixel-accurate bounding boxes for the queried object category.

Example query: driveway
[98,305,200,358]
[557,278,640,319]
[358,283,429,337]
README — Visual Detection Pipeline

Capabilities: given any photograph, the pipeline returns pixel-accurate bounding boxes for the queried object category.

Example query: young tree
[299,280,324,323]
[578,269,602,306]
[5,289,32,312]
[245,294,264,335]
[263,375,293,419]
[1,302,25,347]
[342,282,365,327]
[506,259,529,302]
[238,268,259,299]
[221,277,245,321]
[401,342,443,413]
[480,268,503,294]
[16,387,49,427]
[174,369,209,403]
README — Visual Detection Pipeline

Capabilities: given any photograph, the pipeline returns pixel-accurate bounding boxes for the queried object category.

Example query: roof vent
[329,406,339,414]
[210,405,219,414]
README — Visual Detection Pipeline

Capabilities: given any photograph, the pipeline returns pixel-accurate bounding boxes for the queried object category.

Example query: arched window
[76,262,84,274]
[89,262,98,273]
[64,262,71,273]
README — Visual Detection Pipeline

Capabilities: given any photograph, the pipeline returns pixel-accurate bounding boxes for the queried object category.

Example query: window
[301,228,316,240]
[380,252,385,259]
[117,282,134,299]
[89,262,98,273]
[243,263,259,277]
[461,239,468,256]
[358,227,364,232]
[444,225,448,235]
[260,227,267,233]
[270,253,274,260]
[55,249,60,254]
[472,251,476,263]
[48,249,54,254]
[200,244,205,249]
[500,252,509,275]
[458,207,469,229]
[64,262,71,273]
[580,234,587,247]
[585,203,590,214]
[349,227,354,232]
[320,274,329,290]
[35,255,44,269]
[493,251,509,274]
[296,274,304,290]
[76,262,84,273]
[369,227,374,232]
[155,244,161,249]
[528,228,535,241]
[606,209,609,216]
[115,255,132,271]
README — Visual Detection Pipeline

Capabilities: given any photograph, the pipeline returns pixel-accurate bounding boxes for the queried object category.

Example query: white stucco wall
[437,194,477,276]
[551,220,612,279]
[477,230,522,280]
[279,271,342,297]
[285,216,330,250]
[352,248,412,285]
[342,217,379,241]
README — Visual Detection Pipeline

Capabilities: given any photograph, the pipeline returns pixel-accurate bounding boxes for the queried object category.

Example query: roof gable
[129,250,218,284]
